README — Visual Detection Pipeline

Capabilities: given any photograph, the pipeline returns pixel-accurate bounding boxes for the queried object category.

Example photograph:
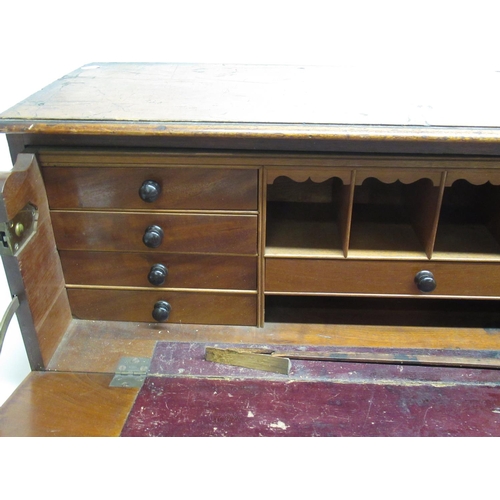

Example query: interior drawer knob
[414,270,436,293]
[139,180,161,203]
[152,300,171,322]
[143,225,164,248]
[148,263,168,286]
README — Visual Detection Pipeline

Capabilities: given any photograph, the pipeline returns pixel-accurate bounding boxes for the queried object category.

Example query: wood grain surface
[67,288,257,325]
[38,148,500,171]
[46,318,500,374]
[51,211,258,254]
[0,155,72,367]
[60,251,257,290]
[265,258,500,297]
[2,64,500,139]
[0,372,137,437]
[41,166,258,210]
[3,64,500,382]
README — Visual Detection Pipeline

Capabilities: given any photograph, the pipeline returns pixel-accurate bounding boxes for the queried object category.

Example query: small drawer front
[265,258,500,297]
[51,212,258,254]
[60,251,257,290]
[67,289,257,326]
[42,167,258,211]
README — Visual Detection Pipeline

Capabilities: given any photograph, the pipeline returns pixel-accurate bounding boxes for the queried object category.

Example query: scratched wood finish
[149,342,500,384]
[67,288,257,325]
[121,341,500,437]
[204,344,500,372]
[0,155,72,367]
[126,342,500,437]
[0,372,137,437]
[3,64,500,141]
[60,251,257,290]
[265,258,500,297]
[46,319,500,374]
[121,376,500,436]
[50,211,258,254]
[41,166,258,211]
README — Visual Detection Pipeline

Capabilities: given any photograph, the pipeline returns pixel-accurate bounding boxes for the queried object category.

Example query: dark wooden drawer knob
[143,225,164,248]
[414,270,436,292]
[139,180,161,203]
[148,263,168,286]
[152,300,171,322]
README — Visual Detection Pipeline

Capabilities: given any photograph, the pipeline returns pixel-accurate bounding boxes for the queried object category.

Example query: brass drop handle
[139,180,161,203]
[414,270,436,293]
[152,301,171,322]
[148,263,168,286]
[143,225,164,248]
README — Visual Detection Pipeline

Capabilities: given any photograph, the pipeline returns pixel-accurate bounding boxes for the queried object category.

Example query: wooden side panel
[41,166,258,210]
[0,154,71,367]
[67,289,258,326]
[51,211,258,254]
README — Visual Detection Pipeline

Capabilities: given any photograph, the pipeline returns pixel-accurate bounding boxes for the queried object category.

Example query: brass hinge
[0,203,38,256]
[110,357,151,388]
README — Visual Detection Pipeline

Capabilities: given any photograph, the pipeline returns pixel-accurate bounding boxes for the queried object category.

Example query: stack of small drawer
[38,150,259,326]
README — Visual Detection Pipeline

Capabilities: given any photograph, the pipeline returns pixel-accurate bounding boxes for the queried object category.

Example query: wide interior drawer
[265,258,500,297]
[51,211,258,254]
[41,166,258,211]
[67,289,257,326]
[60,251,257,290]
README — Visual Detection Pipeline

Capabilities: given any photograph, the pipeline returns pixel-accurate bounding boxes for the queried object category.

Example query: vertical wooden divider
[257,167,266,327]
[407,171,447,259]
[339,170,356,258]
[487,189,500,248]
[480,174,500,248]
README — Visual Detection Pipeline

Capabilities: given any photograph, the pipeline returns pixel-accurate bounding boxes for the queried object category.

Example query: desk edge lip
[2,119,500,142]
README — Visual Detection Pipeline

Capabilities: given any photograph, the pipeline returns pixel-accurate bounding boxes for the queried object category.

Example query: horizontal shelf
[265,219,344,258]
[433,224,500,261]
[265,295,500,328]
[348,222,428,259]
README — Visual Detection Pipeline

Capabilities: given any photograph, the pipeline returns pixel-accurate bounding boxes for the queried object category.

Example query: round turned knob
[148,263,168,286]
[414,270,437,293]
[152,301,171,322]
[143,225,164,248]
[139,180,161,203]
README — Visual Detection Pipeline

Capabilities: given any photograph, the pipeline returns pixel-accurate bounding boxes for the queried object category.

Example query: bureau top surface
[1,62,500,142]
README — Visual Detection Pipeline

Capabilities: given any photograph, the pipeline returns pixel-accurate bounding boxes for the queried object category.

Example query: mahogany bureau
[1,63,500,435]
